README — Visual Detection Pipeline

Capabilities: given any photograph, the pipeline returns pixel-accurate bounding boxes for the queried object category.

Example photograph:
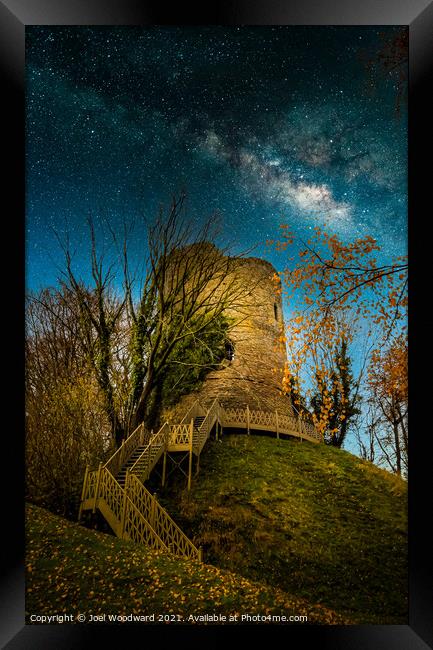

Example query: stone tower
[166,245,295,417]
[198,255,293,413]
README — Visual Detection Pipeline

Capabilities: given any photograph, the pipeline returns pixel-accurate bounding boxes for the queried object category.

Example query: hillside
[25,503,345,624]
[155,434,407,625]
[26,433,407,626]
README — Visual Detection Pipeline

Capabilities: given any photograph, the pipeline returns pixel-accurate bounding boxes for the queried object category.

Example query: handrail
[198,397,219,427]
[102,468,169,551]
[220,404,321,442]
[169,422,192,447]
[179,399,206,425]
[104,422,147,477]
[128,423,170,479]
[193,397,219,452]
[127,473,200,559]
[80,465,200,559]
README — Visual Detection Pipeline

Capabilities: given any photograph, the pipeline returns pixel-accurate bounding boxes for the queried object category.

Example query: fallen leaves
[25,503,347,624]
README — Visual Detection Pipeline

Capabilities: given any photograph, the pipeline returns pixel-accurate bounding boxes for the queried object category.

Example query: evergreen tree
[311,337,361,447]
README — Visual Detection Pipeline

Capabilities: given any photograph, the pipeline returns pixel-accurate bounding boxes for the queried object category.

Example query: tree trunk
[393,419,402,476]
[130,376,154,432]
[391,396,402,476]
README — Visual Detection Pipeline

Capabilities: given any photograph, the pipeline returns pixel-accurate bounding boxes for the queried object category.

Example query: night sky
[26,26,407,295]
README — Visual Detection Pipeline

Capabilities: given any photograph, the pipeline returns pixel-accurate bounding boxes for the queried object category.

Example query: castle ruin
[166,245,295,418]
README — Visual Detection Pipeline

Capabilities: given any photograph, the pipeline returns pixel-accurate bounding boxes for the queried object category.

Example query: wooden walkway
[79,398,321,561]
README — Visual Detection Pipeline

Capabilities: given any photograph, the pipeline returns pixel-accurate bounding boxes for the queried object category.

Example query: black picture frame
[2,1,432,648]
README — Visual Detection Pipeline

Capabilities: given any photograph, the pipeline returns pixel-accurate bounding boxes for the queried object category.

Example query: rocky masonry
[166,246,295,418]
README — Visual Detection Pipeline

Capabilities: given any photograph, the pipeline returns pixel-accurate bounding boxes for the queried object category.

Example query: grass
[26,432,407,625]
[26,503,346,624]
[156,433,407,625]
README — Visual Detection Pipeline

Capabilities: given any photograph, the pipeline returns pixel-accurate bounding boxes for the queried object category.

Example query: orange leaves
[270,225,406,318]
[267,225,407,353]
[267,224,407,447]
[368,334,407,403]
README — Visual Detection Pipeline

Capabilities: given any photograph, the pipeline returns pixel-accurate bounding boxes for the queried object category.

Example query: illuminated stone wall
[166,248,294,418]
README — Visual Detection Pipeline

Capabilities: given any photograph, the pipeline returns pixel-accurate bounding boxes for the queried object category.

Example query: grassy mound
[157,434,407,625]
[25,503,346,624]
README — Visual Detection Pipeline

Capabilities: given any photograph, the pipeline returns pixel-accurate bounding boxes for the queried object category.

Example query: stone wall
[165,249,295,420]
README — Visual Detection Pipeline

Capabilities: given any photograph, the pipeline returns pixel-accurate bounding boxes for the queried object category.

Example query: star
[26,25,407,288]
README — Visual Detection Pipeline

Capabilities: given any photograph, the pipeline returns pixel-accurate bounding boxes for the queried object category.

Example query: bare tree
[124,194,250,431]
[39,193,251,445]
[366,335,408,476]
[26,287,111,517]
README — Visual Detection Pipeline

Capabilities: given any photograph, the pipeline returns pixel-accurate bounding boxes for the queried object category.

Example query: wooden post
[246,405,250,435]
[298,415,303,442]
[215,421,219,442]
[120,470,129,537]
[93,463,102,514]
[162,451,167,487]
[150,493,157,530]
[187,419,194,491]
[198,546,203,563]
[120,438,125,469]
[275,411,279,439]
[78,464,89,521]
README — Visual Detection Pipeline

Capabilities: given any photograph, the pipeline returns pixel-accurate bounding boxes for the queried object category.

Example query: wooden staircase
[194,415,205,431]
[116,445,148,487]
[78,397,320,561]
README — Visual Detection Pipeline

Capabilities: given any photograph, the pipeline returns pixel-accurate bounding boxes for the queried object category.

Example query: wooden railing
[127,473,200,559]
[290,403,322,442]
[193,397,220,454]
[79,394,321,561]
[104,422,148,477]
[128,423,170,482]
[220,404,321,443]
[79,465,201,560]
[178,399,206,425]
[169,422,193,448]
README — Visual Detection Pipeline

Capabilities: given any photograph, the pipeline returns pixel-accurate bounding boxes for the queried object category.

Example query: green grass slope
[158,434,407,625]
[26,503,346,624]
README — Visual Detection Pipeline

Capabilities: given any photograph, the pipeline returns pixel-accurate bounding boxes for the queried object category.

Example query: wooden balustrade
[169,423,191,448]
[127,474,200,559]
[192,397,219,454]
[179,399,206,425]
[128,423,169,481]
[104,422,147,477]
[79,465,200,560]
[79,393,321,561]
[219,404,320,444]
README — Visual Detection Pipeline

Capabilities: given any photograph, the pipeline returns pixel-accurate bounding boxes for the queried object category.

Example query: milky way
[26,26,407,290]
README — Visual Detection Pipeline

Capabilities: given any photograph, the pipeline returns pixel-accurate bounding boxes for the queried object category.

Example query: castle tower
[198,255,293,413]
[166,245,294,417]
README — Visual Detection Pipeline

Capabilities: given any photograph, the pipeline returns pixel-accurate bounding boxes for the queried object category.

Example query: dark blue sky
[26,26,407,293]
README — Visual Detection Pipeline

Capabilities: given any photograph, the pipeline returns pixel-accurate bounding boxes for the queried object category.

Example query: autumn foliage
[367,334,408,475]
[268,226,407,456]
